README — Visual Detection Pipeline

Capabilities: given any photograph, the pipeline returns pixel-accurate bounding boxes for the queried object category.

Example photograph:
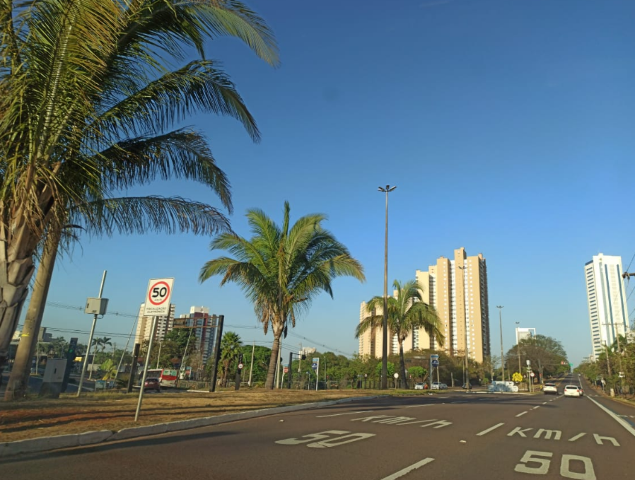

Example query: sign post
[135,278,174,421]
[313,358,320,391]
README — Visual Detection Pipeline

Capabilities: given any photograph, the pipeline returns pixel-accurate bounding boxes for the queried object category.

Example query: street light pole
[515,321,521,378]
[497,306,505,382]
[378,185,396,390]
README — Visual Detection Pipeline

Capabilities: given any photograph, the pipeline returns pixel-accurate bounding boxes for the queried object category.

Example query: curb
[0,395,377,458]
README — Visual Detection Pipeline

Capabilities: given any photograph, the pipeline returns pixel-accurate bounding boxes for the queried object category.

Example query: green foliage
[199,201,365,388]
[358,279,444,387]
[408,366,426,381]
[375,361,395,378]
[505,335,569,381]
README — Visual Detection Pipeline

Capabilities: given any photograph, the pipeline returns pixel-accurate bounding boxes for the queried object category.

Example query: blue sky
[33,0,635,366]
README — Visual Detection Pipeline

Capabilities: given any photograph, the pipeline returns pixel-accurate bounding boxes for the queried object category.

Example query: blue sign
[312,363,318,370]
[431,354,439,368]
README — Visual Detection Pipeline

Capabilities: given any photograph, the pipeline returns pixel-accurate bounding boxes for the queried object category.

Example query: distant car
[543,383,558,395]
[144,378,161,392]
[462,383,472,389]
[564,385,582,398]
[414,383,426,390]
[431,382,448,390]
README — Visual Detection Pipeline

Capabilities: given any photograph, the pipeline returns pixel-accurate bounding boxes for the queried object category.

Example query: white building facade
[584,254,630,360]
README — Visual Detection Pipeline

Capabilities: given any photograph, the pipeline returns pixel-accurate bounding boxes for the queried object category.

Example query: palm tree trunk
[0,219,39,373]
[398,340,408,389]
[4,229,61,400]
[265,329,282,390]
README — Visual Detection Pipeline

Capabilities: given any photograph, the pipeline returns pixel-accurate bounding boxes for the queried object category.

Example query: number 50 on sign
[143,278,174,316]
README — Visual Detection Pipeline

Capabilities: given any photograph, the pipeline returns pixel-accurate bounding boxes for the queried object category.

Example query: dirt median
[0,389,390,442]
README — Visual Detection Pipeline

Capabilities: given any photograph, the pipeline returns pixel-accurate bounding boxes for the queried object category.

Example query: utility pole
[77,270,107,397]
[497,305,505,382]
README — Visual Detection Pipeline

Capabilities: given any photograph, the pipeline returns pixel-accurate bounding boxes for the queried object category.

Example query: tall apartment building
[134,303,176,345]
[358,247,491,363]
[584,253,630,360]
[173,306,219,363]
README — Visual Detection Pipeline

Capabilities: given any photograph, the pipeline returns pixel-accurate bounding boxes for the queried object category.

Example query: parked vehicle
[431,382,448,390]
[414,383,426,390]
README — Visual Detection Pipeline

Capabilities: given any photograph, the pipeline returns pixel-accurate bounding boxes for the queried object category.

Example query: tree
[0,0,279,376]
[199,202,365,389]
[219,332,242,386]
[356,280,444,389]
[408,366,426,382]
[506,335,568,382]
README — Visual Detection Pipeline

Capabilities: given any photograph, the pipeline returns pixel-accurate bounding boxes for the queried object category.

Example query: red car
[144,378,161,392]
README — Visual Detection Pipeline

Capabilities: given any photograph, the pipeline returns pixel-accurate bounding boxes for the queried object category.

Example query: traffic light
[301,354,306,360]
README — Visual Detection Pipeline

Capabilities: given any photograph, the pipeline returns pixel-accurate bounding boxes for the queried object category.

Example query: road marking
[516,411,528,417]
[405,404,434,408]
[476,423,505,436]
[587,396,635,438]
[508,427,533,438]
[568,433,586,442]
[380,458,435,480]
[317,411,371,417]
[532,406,540,410]
[593,434,620,446]
[542,402,547,405]
[534,429,562,440]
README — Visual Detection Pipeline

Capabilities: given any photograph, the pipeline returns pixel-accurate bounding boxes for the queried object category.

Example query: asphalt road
[2,374,634,480]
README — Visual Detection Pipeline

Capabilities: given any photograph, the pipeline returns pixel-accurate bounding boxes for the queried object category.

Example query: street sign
[393,373,399,378]
[530,372,535,377]
[431,354,439,367]
[238,363,244,370]
[284,366,289,374]
[143,278,174,316]
[526,360,531,366]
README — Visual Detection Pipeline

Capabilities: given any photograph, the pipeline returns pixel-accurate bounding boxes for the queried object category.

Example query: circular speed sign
[238,363,244,370]
[148,280,171,306]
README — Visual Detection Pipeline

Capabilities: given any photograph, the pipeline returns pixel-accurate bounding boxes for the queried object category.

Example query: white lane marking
[542,402,547,405]
[405,404,434,408]
[476,423,505,436]
[516,411,528,417]
[587,396,635,438]
[380,458,435,480]
[532,406,540,410]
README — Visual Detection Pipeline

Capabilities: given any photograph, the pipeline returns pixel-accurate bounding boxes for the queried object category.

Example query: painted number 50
[514,450,596,480]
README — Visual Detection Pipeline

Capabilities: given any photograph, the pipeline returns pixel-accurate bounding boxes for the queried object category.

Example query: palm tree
[219,331,242,386]
[356,280,444,389]
[200,202,365,389]
[0,0,279,372]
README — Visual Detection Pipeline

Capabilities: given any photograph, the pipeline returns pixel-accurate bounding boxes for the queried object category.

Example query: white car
[431,382,448,390]
[414,383,426,390]
[543,383,558,395]
[564,385,583,398]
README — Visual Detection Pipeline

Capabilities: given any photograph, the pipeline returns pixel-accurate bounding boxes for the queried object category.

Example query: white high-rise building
[584,254,630,360]
[516,327,536,344]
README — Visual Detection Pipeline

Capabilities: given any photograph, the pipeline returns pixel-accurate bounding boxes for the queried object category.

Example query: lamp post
[515,321,521,379]
[378,185,396,390]
[497,305,504,382]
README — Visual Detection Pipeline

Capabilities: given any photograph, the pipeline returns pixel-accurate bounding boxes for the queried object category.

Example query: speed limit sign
[143,278,174,316]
